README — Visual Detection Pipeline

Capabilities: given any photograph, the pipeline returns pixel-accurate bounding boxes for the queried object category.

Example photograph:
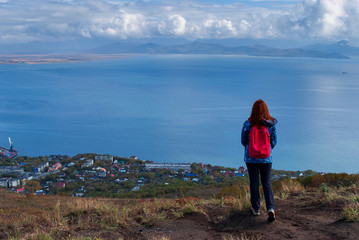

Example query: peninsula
[0,54,128,64]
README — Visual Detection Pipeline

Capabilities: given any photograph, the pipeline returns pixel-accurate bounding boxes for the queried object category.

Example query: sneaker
[267,209,275,222]
[252,208,260,216]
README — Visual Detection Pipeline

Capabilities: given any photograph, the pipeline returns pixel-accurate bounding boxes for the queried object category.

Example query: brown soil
[134,193,359,240]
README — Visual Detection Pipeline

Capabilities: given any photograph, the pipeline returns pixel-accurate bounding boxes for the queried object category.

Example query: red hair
[248,99,276,126]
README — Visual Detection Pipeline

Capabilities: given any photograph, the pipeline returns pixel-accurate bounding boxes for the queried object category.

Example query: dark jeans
[246,162,275,211]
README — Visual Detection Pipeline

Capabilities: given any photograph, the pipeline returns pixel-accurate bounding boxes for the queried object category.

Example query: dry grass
[312,184,351,204]
[150,237,170,240]
[342,193,359,222]
[1,176,359,239]
[272,178,304,199]
[222,233,263,240]
[343,202,359,222]
[0,188,253,239]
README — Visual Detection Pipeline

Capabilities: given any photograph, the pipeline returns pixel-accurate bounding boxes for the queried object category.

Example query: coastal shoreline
[0,53,130,64]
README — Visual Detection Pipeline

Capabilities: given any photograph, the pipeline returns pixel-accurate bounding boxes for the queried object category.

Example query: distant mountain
[195,38,318,49]
[304,40,359,56]
[93,41,350,59]
[1,38,354,59]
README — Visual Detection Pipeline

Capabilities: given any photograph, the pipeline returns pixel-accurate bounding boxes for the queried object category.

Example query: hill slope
[0,187,358,240]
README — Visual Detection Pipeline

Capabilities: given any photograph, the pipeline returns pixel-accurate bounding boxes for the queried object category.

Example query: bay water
[1,55,358,173]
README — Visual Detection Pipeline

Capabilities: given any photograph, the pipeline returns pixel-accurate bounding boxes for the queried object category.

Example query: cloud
[283,0,358,40]
[203,18,238,37]
[0,0,358,44]
[89,11,149,38]
[158,15,187,36]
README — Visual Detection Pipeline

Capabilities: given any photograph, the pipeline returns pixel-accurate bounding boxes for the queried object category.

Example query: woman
[241,99,277,222]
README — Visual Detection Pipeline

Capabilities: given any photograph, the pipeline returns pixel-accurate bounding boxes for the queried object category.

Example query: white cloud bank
[0,0,358,44]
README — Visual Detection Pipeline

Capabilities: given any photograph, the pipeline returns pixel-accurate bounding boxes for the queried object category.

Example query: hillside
[0,174,359,240]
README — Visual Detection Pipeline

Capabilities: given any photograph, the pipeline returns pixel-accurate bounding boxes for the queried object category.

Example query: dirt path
[138,194,359,240]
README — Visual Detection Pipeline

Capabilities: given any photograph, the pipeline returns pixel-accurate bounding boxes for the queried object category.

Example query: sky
[0,0,358,45]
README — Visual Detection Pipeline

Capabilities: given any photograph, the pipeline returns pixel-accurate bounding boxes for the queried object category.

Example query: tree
[65,182,80,192]
[25,180,41,194]
[201,175,216,186]
[43,173,58,182]
[23,164,33,172]
[94,161,110,168]
[191,163,201,173]
[121,181,135,190]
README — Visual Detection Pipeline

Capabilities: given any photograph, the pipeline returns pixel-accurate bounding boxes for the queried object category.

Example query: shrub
[324,173,359,187]
[319,183,330,193]
[311,175,326,188]
[299,175,313,188]
[300,173,359,189]
[343,202,359,222]
[215,183,249,199]
[272,178,304,196]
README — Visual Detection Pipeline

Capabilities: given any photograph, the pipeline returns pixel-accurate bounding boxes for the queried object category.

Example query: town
[0,153,316,198]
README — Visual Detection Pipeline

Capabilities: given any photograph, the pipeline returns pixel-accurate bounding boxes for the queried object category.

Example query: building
[49,162,62,171]
[0,178,21,188]
[0,179,7,187]
[235,166,247,176]
[95,155,113,163]
[0,166,24,174]
[238,166,246,173]
[145,163,191,171]
[222,170,235,177]
[81,159,94,168]
[49,155,70,161]
[33,162,49,173]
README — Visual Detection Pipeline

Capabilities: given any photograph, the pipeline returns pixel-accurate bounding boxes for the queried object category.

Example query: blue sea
[1,55,358,173]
